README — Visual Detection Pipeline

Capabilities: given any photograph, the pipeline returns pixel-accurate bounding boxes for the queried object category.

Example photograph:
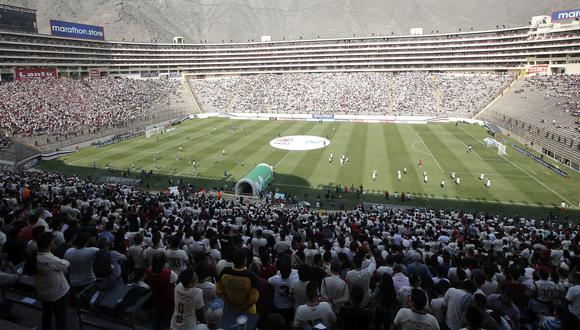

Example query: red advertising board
[89,68,100,78]
[14,68,58,80]
[526,65,549,74]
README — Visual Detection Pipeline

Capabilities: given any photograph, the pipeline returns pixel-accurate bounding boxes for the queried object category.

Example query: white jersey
[394,308,440,330]
[170,283,205,330]
[294,302,336,329]
[165,249,189,275]
[269,271,298,309]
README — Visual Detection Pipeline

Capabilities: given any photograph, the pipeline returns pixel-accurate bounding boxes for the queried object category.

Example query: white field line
[270,182,561,208]
[416,132,444,173]
[273,123,319,168]
[411,141,431,156]
[457,125,575,206]
[457,140,483,160]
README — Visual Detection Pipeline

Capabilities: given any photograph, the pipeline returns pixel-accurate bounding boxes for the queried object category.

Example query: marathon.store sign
[14,68,58,80]
[552,8,580,21]
[50,20,105,41]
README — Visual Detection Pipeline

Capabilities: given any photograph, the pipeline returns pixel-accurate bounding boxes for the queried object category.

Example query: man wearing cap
[194,298,225,330]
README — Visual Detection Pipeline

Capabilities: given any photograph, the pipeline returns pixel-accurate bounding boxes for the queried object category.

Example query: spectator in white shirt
[392,263,411,293]
[345,253,376,307]
[393,288,440,330]
[294,280,336,329]
[64,232,99,294]
[24,232,70,330]
[565,272,580,316]
[320,260,349,314]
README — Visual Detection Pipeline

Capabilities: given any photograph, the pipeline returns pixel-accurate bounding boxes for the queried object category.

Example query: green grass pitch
[40,118,580,218]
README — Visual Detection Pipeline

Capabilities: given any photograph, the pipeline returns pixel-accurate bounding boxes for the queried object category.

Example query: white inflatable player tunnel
[235,163,274,196]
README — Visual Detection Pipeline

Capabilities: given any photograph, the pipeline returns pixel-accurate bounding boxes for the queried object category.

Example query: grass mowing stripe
[441,125,547,204]
[417,125,497,202]
[457,125,575,206]
[300,124,341,186]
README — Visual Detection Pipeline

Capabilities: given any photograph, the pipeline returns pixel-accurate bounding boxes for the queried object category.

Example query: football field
[41,118,580,218]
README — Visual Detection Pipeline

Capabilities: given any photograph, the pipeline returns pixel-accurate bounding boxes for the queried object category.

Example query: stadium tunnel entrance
[234,163,273,196]
[235,180,255,195]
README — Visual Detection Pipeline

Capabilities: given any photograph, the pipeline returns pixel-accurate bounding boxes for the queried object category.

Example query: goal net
[484,137,507,156]
[145,126,165,138]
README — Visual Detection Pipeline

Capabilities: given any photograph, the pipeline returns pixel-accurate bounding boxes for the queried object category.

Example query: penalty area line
[416,132,444,173]
[457,125,575,206]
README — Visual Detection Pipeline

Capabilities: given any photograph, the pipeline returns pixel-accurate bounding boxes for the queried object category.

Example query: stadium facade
[0,10,579,171]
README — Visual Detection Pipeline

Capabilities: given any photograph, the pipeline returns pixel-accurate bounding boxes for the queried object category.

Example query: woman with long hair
[373,273,399,330]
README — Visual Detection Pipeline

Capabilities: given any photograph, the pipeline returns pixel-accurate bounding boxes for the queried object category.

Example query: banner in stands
[89,68,100,78]
[526,65,549,75]
[551,8,580,21]
[140,71,159,78]
[312,114,334,120]
[14,68,57,80]
[169,72,182,78]
[50,20,105,40]
[511,144,568,177]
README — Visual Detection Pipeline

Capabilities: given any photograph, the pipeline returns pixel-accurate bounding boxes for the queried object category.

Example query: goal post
[145,126,165,138]
[483,137,507,156]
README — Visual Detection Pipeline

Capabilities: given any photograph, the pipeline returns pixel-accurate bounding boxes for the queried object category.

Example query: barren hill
[3,0,577,43]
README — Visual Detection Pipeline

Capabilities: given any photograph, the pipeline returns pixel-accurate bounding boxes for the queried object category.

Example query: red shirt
[146,268,175,313]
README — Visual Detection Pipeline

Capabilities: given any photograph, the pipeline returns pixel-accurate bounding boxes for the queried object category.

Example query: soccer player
[223,170,227,179]
[480,173,484,180]
[424,175,428,183]
[179,147,183,153]
[372,169,377,181]
[456,177,460,185]
[345,156,349,164]
[222,149,226,156]
[423,171,427,177]
[418,160,423,167]
[170,268,205,330]
[451,171,456,179]
[403,167,407,174]
[340,158,344,166]
[468,144,473,153]
[486,178,491,188]
[441,179,445,188]
[397,170,402,181]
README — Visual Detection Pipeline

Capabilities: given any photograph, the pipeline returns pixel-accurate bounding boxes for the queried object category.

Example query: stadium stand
[189,72,514,116]
[0,169,578,330]
[482,74,580,171]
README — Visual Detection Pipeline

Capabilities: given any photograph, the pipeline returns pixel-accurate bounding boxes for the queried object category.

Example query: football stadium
[0,2,579,330]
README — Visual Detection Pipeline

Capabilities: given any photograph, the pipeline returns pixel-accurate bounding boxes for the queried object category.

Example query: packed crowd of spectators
[0,135,11,152]
[189,72,514,116]
[0,77,181,138]
[0,169,578,330]
[435,73,514,117]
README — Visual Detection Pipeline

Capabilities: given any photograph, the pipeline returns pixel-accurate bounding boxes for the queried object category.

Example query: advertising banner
[511,144,568,177]
[526,65,549,75]
[89,68,100,78]
[551,8,580,21]
[140,71,159,78]
[50,20,105,40]
[14,68,57,80]
[312,114,334,120]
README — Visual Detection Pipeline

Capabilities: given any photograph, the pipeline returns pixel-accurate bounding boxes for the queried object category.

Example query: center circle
[269,135,331,151]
